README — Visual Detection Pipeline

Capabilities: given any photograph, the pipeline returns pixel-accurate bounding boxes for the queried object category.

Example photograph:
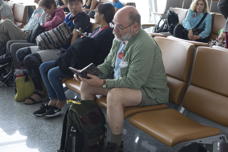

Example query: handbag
[14,70,35,102]
[36,23,72,50]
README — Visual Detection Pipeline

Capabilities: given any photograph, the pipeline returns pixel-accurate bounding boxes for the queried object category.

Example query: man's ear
[132,23,140,33]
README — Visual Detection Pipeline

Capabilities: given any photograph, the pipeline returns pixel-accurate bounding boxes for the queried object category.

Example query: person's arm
[42,8,65,30]
[182,10,194,30]
[198,13,212,39]
[224,19,228,32]
[97,39,118,78]
[104,41,156,89]
[89,0,98,10]
[182,10,195,40]
[218,19,228,41]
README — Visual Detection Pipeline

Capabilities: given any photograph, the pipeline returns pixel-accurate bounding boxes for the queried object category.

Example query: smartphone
[69,63,103,79]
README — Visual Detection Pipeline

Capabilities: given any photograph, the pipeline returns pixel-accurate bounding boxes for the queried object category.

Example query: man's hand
[80,74,105,87]
[218,32,226,42]
[73,74,81,81]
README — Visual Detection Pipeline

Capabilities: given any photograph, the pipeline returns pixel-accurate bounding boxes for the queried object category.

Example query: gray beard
[115,33,132,42]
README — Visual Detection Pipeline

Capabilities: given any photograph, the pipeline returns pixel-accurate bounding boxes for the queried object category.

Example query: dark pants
[16,47,43,91]
[173,24,210,43]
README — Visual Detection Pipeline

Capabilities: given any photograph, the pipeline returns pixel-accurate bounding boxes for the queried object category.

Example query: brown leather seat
[170,7,188,23]
[212,45,228,51]
[129,47,228,146]
[129,108,220,146]
[64,79,168,117]
[13,3,28,28]
[167,35,209,47]
[183,47,228,126]
[155,37,195,104]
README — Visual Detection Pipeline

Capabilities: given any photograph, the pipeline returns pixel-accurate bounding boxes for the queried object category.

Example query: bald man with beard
[76,6,169,152]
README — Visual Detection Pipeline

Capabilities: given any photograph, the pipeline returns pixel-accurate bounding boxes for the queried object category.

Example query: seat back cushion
[170,7,188,23]
[155,37,195,104]
[184,47,228,126]
[13,3,27,27]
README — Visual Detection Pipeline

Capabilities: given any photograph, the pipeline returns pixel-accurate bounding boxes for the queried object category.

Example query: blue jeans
[39,60,71,102]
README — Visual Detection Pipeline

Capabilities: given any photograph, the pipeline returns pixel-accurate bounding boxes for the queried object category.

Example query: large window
[122,0,167,24]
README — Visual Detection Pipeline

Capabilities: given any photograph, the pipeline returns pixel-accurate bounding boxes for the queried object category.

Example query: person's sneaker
[44,106,61,118]
[33,104,49,117]
[103,142,122,152]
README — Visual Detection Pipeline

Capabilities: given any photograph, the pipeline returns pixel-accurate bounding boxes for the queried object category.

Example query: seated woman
[173,0,212,43]
[15,0,91,104]
[33,3,115,118]
[0,0,64,57]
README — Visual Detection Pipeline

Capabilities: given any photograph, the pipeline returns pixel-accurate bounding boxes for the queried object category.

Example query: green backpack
[58,100,106,152]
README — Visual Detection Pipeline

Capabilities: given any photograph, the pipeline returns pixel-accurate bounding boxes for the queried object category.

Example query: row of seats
[64,36,228,147]
[129,37,228,146]
[152,7,226,44]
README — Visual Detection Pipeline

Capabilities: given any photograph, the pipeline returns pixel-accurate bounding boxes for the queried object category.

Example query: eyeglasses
[109,22,134,30]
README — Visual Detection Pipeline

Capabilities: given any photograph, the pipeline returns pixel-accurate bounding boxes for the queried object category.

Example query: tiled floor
[0,87,192,152]
[0,87,64,152]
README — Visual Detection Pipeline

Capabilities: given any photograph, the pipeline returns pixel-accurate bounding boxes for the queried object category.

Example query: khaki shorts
[140,90,159,106]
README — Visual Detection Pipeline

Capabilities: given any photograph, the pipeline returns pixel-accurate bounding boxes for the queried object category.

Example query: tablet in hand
[69,63,103,79]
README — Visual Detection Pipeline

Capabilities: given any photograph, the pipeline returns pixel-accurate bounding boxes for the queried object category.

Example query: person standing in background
[218,0,228,48]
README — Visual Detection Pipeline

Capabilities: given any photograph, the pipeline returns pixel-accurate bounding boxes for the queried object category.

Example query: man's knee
[16,47,31,62]
[107,88,123,107]
[23,54,41,68]
[47,68,58,81]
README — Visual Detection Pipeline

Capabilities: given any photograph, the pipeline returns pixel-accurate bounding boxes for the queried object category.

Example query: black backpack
[27,24,45,43]
[58,100,106,152]
[154,10,179,34]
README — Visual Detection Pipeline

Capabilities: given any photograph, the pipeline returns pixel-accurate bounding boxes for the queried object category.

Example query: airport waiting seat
[13,3,28,28]
[64,37,196,116]
[170,7,188,23]
[64,78,167,118]
[167,35,209,47]
[129,47,228,146]
[154,37,195,104]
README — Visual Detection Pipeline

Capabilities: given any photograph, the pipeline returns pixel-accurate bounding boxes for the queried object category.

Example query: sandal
[24,91,44,105]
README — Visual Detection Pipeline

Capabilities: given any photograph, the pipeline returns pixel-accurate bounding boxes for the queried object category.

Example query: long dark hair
[97,3,115,23]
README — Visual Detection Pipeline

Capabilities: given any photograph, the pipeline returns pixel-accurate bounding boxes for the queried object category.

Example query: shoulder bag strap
[194,13,208,29]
